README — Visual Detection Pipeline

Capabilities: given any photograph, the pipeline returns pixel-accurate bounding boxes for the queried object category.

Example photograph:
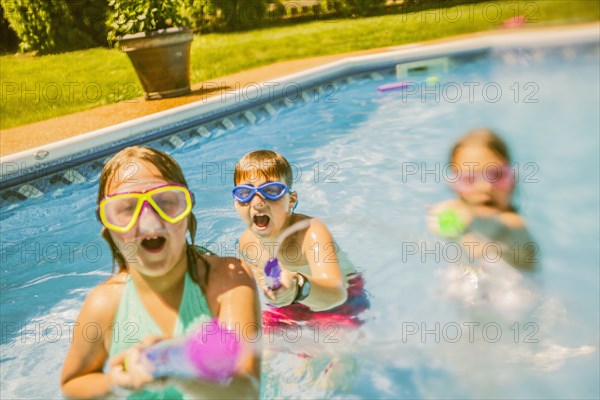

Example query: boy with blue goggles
[232,182,290,203]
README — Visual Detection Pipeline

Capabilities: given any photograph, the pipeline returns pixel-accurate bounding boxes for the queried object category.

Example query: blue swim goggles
[232,182,290,203]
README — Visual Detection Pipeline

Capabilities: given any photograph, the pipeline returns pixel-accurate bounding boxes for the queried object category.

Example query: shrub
[195,0,268,31]
[341,0,386,17]
[401,0,486,13]
[0,2,19,53]
[107,0,190,43]
[0,0,107,54]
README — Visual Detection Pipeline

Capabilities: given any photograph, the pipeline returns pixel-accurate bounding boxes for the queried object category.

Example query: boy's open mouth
[141,236,166,252]
[253,215,270,228]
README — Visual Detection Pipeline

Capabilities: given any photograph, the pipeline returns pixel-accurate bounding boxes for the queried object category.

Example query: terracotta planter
[119,27,193,100]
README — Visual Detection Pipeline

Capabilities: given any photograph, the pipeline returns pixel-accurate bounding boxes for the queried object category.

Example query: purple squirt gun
[264,219,312,291]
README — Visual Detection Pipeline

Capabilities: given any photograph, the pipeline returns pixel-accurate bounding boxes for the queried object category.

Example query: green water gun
[437,209,466,239]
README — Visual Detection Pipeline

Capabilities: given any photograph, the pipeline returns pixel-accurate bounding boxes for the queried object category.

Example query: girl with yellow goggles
[97,183,194,233]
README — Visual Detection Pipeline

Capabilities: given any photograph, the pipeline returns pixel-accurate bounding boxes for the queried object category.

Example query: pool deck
[0,47,399,157]
[1,22,598,158]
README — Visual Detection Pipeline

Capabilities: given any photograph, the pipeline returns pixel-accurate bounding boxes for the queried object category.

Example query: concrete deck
[2,22,597,157]
[0,46,403,157]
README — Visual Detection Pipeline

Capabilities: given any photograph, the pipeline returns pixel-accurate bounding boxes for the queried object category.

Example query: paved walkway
[0,46,403,157]
[2,22,597,157]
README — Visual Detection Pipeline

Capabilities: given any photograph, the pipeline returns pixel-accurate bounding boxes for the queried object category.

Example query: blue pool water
[1,41,599,398]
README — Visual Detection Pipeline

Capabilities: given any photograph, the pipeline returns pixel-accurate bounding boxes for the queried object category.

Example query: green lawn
[0,0,597,130]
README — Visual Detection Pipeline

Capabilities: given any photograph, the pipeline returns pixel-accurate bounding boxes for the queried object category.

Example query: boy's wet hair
[450,128,512,164]
[97,146,199,274]
[234,150,293,188]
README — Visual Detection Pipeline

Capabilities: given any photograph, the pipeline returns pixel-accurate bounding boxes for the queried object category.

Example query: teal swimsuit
[109,270,212,399]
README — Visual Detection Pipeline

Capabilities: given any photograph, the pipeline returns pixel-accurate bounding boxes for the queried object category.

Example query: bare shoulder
[195,254,255,295]
[306,216,329,231]
[300,216,334,243]
[80,273,126,325]
[208,255,254,286]
[287,213,324,235]
[297,216,340,265]
[195,254,257,318]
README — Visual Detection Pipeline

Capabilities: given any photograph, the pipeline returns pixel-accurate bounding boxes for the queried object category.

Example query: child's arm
[138,257,261,399]
[294,218,347,311]
[203,256,261,397]
[60,283,123,398]
[468,211,538,270]
[428,201,537,270]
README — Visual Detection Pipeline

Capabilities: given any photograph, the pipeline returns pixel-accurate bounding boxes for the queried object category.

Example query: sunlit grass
[0,0,597,129]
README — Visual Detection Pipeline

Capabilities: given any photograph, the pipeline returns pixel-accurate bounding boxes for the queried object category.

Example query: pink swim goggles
[449,164,515,192]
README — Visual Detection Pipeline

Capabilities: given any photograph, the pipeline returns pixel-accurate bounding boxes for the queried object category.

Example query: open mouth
[141,236,166,252]
[253,215,270,229]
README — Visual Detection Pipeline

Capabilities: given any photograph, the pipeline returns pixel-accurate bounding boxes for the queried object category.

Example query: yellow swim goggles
[98,184,194,233]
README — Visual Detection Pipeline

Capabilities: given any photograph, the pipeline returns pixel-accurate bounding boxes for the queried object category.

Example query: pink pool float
[502,15,527,28]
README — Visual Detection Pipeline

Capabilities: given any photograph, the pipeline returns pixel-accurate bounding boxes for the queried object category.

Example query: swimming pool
[1,29,599,398]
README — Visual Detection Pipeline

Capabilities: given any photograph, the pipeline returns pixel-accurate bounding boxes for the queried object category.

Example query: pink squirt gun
[142,319,241,385]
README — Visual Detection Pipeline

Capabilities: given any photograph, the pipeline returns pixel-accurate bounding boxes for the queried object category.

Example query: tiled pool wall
[0,67,396,206]
[1,25,597,210]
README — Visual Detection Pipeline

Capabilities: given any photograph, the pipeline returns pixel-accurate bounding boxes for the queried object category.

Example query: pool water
[1,42,599,399]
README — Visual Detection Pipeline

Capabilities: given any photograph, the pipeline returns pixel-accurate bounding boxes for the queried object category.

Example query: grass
[0,0,597,130]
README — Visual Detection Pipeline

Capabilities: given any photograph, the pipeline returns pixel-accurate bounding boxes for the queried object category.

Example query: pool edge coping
[1,23,598,182]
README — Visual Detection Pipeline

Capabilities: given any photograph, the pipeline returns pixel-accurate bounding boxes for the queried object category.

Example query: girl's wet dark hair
[97,146,206,281]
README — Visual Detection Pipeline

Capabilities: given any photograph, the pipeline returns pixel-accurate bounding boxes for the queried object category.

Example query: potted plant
[108,0,194,100]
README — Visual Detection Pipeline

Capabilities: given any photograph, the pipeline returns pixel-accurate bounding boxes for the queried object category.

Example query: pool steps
[396,57,451,78]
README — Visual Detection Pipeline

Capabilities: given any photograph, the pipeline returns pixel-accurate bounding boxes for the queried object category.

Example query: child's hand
[108,336,165,392]
[264,268,298,307]
[427,201,472,239]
